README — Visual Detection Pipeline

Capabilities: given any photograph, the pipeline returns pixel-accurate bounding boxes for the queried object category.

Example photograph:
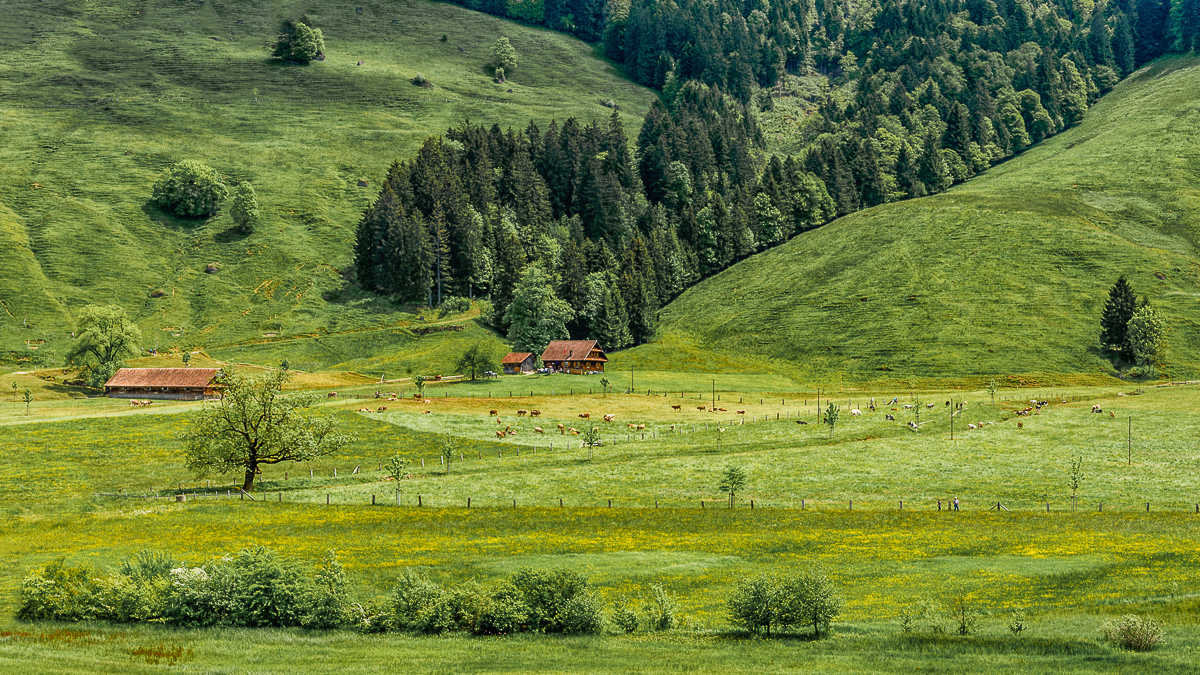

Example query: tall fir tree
[1099,275,1138,359]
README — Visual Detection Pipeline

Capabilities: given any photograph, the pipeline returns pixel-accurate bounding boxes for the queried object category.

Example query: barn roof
[541,340,606,362]
[104,368,221,388]
[501,352,533,365]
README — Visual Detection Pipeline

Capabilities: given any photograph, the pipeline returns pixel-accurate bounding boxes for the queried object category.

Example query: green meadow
[1,378,1198,672]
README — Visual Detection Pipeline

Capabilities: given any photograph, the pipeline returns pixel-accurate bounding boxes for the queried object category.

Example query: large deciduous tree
[455,342,499,380]
[181,368,354,492]
[273,20,325,64]
[504,264,573,354]
[152,160,227,217]
[1126,304,1165,366]
[67,304,143,388]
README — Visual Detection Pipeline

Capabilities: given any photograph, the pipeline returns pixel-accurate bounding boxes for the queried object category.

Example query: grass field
[654,56,1200,383]
[0,0,656,366]
[1,375,1198,672]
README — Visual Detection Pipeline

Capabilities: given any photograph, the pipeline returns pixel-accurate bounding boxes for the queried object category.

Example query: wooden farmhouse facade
[104,368,222,400]
[501,352,536,374]
[540,340,607,374]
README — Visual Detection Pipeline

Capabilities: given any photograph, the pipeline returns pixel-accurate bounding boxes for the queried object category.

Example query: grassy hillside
[0,0,656,367]
[655,56,1200,384]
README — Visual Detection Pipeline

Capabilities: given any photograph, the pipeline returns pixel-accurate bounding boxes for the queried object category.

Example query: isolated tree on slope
[67,304,143,388]
[1126,304,1165,366]
[151,160,227,217]
[273,20,325,64]
[230,182,260,234]
[1099,276,1137,360]
[491,37,518,73]
[180,368,354,492]
[456,342,499,381]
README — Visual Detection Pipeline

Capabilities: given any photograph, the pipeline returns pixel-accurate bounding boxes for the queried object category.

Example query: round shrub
[1101,614,1165,651]
[475,581,529,635]
[151,160,227,217]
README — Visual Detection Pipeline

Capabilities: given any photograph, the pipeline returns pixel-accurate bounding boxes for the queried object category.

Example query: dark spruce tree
[1100,275,1138,359]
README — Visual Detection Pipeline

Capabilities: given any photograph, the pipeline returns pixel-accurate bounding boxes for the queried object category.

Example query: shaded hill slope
[652,56,1200,383]
[0,0,656,366]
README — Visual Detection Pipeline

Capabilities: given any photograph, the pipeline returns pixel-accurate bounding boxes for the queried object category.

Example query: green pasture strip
[2,622,1198,675]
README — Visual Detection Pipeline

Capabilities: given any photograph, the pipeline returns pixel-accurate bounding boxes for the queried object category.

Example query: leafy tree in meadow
[1100,276,1138,359]
[230,182,260,234]
[490,37,518,73]
[504,264,573,354]
[455,342,499,380]
[718,466,747,507]
[1126,303,1165,366]
[151,160,227,217]
[273,19,325,64]
[824,401,839,437]
[180,368,354,492]
[67,304,143,389]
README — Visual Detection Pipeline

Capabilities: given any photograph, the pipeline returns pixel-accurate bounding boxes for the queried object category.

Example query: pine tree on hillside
[1100,275,1138,358]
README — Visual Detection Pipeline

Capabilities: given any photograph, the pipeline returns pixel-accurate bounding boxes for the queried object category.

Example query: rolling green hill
[0,0,656,368]
[651,56,1200,384]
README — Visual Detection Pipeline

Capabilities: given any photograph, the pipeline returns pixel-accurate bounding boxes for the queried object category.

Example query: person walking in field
[952,497,959,512]
[937,498,942,511]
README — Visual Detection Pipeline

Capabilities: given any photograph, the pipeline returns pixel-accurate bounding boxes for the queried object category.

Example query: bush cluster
[438,296,470,316]
[380,567,608,635]
[727,566,844,637]
[19,548,352,629]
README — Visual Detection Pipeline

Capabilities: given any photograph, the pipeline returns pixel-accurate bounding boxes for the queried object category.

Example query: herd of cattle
[344,392,1120,440]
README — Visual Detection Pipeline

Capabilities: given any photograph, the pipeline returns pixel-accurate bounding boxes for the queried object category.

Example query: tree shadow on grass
[213,226,250,243]
[140,202,216,233]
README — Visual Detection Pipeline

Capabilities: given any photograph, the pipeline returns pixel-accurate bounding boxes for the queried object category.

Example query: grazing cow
[508,430,517,436]
[1109,410,1116,418]
[1091,404,1102,413]
[569,428,579,435]
[327,392,337,398]
[945,400,950,407]
[496,417,503,424]
[517,409,527,416]
[534,427,544,434]
[908,421,919,429]
[143,400,152,406]
[671,405,682,411]
[603,414,616,422]
[423,399,431,404]
[1017,421,1024,429]
[718,427,726,433]
[377,406,387,412]
[579,412,590,419]
[358,408,371,413]
[670,424,676,432]
[968,423,977,430]
[636,424,646,431]
[530,410,541,417]
[489,410,498,416]
[796,420,808,425]
[496,430,506,439]
[885,414,895,421]
[718,408,727,412]
[557,423,566,434]
[736,410,746,415]
[129,399,139,406]
[926,403,935,409]
[696,406,707,411]
[850,409,862,416]
[422,410,431,414]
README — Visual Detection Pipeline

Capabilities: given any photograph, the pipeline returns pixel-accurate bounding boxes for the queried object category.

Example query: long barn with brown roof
[540,340,606,374]
[104,368,222,400]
